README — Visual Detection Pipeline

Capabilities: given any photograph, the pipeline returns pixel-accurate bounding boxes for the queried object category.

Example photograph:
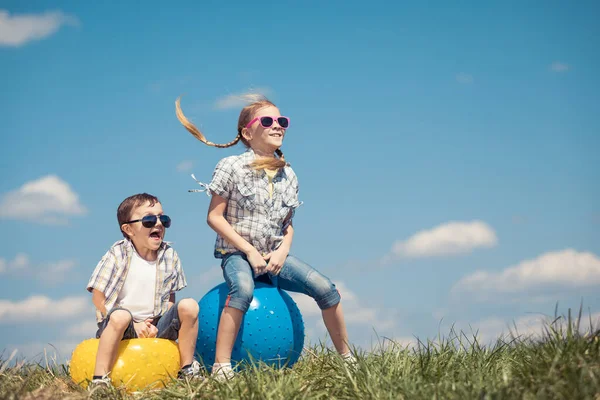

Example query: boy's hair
[117,193,160,238]
[175,94,287,170]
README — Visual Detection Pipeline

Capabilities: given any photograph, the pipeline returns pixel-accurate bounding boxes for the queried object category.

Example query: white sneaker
[211,363,235,382]
[178,360,203,380]
[342,352,358,369]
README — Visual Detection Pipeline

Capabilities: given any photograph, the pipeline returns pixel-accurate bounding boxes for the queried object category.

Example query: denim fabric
[95,300,184,340]
[221,252,340,313]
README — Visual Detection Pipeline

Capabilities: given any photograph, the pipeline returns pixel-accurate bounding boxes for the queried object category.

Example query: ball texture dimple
[196,281,304,371]
[70,338,180,392]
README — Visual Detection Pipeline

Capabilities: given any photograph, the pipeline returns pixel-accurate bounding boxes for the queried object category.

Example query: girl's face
[243,105,287,155]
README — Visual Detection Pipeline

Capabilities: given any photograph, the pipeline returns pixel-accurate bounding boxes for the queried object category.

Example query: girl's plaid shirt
[192,149,302,258]
[86,239,187,322]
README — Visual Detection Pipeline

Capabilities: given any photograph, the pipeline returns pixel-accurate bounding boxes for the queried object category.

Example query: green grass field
[1,310,599,400]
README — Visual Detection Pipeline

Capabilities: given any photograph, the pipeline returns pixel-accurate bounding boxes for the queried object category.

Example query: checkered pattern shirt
[86,239,187,322]
[192,149,302,258]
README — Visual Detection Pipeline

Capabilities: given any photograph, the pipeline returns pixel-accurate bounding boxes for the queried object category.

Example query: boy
[86,193,201,387]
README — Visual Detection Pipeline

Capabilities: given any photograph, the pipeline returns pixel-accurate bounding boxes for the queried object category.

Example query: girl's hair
[175,94,287,170]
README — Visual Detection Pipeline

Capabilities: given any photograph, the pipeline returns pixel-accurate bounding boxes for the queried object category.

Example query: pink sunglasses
[246,116,290,129]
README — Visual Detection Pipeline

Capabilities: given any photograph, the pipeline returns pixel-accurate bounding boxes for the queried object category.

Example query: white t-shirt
[115,249,157,322]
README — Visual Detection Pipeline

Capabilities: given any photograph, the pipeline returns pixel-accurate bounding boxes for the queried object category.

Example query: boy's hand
[133,321,157,338]
[145,319,158,338]
[246,248,267,276]
[264,248,288,275]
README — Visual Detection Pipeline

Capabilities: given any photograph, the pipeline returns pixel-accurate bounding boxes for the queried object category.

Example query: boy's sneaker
[211,363,235,382]
[178,360,203,380]
[87,375,112,391]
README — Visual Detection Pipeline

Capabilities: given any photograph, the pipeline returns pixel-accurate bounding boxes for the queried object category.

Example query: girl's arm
[207,194,267,274]
[278,219,294,255]
[265,217,294,274]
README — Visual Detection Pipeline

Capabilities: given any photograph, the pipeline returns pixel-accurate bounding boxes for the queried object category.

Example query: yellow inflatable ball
[70,338,180,391]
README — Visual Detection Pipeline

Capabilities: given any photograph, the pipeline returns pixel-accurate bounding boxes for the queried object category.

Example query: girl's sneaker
[211,363,235,382]
[341,352,358,369]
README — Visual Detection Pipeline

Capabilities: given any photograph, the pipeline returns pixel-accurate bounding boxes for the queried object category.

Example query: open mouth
[149,230,162,240]
[269,133,283,138]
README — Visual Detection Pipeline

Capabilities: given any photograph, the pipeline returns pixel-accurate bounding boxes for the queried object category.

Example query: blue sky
[1,1,599,363]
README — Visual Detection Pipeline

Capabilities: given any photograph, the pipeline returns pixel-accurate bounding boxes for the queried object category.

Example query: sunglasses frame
[124,214,172,228]
[245,116,290,129]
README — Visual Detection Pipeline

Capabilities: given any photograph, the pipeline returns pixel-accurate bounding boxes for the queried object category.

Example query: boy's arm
[92,289,107,319]
[168,292,176,310]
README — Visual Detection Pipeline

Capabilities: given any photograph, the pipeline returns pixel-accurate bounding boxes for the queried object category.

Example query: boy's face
[121,201,166,252]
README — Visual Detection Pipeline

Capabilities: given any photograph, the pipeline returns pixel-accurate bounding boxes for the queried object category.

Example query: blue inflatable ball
[195,281,305,371]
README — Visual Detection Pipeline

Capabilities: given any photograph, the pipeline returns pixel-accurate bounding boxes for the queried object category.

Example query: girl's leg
[214,308,244,363]
[322,302,351,355]
[214,254,255,365]
[277,255,351,355]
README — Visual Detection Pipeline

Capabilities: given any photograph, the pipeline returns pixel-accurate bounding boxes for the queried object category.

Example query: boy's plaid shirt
[86,239,187,322]
[192,149,302,258]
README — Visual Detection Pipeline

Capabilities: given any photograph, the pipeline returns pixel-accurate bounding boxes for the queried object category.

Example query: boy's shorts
[95,300,183,341]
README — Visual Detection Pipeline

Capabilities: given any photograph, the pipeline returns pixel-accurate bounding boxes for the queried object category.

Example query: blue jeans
[221,252,341,313]
[95,300,185,341]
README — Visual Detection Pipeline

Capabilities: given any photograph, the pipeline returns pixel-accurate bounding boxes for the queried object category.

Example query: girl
[176,95,355,380]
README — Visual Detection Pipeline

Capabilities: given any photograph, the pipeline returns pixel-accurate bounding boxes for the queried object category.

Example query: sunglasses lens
[141,215,157,228]
[277,117,289,128]
[160,215,172,228]
[260,116,274,127]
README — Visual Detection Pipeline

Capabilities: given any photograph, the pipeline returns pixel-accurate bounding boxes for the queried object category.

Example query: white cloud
[176,160,194,172]
[290,281,395,333]
[214,88,273,110]
[453,249,600,298]
[387,220,497,260]
[0,9,79,47]
[0,253,76,284]
[66,320,98,337]
[452,311,600,345]
[4,340,82,364]
[46,259,76,274]
[456,73,474,84]
[550,62,569,72]
[0,253,31,274]
[0,175,87,224]
[0,295,89,323]
[12,253,30,269]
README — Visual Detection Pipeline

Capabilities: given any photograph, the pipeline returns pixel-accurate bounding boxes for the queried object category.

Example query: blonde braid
[249,148,287,170]
[175,97,241,148]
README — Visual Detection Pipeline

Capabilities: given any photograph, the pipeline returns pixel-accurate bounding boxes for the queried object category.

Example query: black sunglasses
[124,214,172,228]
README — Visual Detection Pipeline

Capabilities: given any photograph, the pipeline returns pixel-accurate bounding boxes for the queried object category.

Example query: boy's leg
[155,298,199,367]
[276,255,351,355]
[93,309,136,377]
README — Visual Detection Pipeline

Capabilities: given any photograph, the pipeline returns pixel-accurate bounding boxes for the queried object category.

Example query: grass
[1,310,599,400]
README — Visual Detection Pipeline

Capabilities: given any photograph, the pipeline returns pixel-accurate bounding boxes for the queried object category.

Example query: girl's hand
[264,248,289,275]
[246,248,267,276]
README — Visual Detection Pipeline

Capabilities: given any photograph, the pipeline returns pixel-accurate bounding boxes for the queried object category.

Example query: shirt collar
[241,148,288,179]
[123,238,168,259]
